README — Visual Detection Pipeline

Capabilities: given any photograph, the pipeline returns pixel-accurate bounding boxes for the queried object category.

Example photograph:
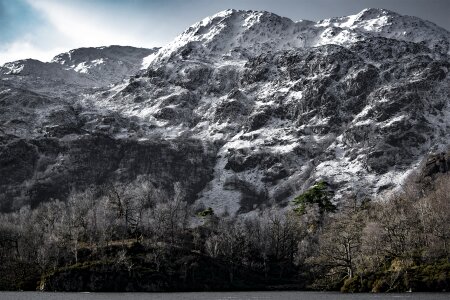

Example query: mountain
[0,46,159,97]
[52,45,159,85]
[0,8,449,214]
[145,8,450,66]
[318,8,450,53]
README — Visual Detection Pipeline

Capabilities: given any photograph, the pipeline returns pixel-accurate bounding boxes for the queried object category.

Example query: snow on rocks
[1,8,449,214]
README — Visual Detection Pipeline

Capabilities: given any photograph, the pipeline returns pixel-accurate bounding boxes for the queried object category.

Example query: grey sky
[0,0,449,64]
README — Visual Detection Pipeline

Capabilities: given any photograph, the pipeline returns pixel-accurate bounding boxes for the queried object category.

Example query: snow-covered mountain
[0,46,158,97]
[317,8,450,53]
[145,8,449,66]
[53,46,158,84]
[0,8,449,214]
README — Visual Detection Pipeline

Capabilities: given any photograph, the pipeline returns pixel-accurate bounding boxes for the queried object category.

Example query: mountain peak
[1,8,449,217]
[145,7,450,67]
[206,8,276,19]
[357,7,398,18]
[318,7,397,29]
[211,8,237,17]
[0,46,159,96]
[185,9,285,35]
[52,45,157,66]
[145,9,308,66]
[315,7,449,53]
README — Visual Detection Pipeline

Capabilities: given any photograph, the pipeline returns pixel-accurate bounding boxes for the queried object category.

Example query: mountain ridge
[144,8,449,67]
[0,8,448,214]
[0,46,159,98]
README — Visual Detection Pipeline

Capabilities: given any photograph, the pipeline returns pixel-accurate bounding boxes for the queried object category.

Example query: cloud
[0,0,43,43]
[0,0,66,64]
[1,0,448,65]
[26,0,139,47]
[0,38,65,65]
[25,0,170,48]
[1,0,166,65]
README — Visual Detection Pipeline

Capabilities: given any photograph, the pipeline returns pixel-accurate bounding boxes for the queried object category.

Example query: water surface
[0,292,448,300]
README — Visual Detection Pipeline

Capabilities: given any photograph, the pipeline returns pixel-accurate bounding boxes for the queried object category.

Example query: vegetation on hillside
[0,173,448,292]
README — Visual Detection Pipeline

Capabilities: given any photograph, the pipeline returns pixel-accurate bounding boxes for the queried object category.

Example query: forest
[0,172,448,292]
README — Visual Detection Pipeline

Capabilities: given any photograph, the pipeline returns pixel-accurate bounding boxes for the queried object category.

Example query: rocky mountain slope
[0,8,449,214]
[0,46,158,97]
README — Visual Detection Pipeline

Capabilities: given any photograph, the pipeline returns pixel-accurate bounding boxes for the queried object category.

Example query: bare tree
[311,202,364,281]
[416,174,450,259]
[150,182,189,246]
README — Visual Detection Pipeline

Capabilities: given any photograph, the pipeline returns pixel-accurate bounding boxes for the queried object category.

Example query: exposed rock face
[52,46,159,86]
[422,151,450,178]
[0,8,449,214]
[0,46,159,97]
[0,134,216,211]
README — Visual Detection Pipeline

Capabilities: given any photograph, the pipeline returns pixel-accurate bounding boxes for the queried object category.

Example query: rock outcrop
[0,8,449,214]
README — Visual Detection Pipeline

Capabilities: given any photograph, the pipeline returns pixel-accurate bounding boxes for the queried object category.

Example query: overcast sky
[1,0,449,65]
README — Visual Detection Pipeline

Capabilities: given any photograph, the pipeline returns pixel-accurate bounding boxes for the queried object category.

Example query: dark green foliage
[405,261,450,292]
[292,181,336,214]
[341,260,450,293]
[197,207,214,217]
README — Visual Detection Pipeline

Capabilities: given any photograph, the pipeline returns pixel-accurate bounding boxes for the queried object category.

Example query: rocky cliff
[0,8,449,214]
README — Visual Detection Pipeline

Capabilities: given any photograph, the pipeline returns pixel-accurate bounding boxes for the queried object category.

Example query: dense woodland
[0,172,448,292]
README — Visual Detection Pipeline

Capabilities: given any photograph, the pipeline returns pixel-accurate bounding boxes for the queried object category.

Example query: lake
[0,292,448,300]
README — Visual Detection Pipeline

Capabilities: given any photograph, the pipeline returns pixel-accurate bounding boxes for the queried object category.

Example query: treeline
[0,173,448,292]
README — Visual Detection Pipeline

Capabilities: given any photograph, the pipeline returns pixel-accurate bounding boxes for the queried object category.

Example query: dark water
[0,292,448,300]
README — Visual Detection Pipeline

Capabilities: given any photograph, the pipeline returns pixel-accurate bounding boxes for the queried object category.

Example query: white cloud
[0,0,163,65]
[0,38,66,65]
[26,0,155,47]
